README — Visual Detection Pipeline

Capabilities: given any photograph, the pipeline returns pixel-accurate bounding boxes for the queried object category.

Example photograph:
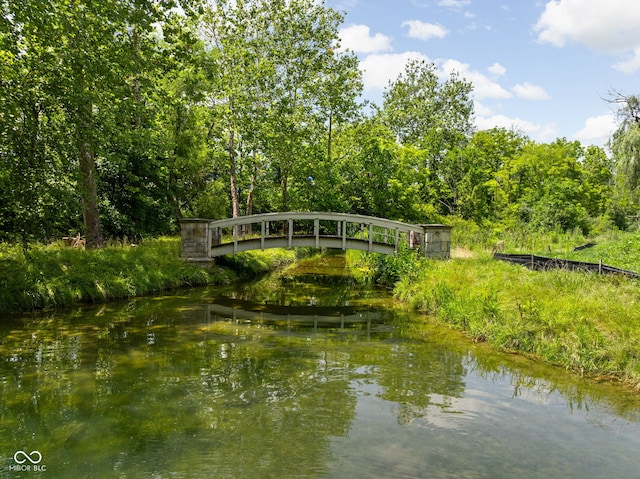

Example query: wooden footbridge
[180,212,451,261]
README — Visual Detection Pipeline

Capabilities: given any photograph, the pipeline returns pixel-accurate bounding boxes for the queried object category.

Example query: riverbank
[4,234,640,390]
[393,252,640,389]
[0,237,295,314]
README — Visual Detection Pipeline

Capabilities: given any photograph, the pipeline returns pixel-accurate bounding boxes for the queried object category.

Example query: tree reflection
[1,282,640,477]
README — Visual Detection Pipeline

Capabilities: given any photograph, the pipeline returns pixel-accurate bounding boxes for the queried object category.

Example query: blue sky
[324,0,640,148]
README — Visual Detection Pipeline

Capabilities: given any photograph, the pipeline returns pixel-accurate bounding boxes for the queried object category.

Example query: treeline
[1,0,639,246]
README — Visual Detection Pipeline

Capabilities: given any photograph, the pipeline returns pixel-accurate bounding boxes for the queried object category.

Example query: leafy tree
[0,0,82,241]
[378,59,474,151]
[1,1,208,242]
[453,128,529,223]
[496,139,611,233]
[377,59,474,217]
[201,0,361,216]
[610,93,640,210]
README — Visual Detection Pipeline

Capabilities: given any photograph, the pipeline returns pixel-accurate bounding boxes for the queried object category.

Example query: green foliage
[201,0,362,216]
[0,238,229,314]
[217,249,297,278]
[610,95,640,195]
[372,243,427,286]
[0,0,634,247]
[379,59,474,150]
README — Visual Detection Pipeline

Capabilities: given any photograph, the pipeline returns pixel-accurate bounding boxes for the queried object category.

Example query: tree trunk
[76,85,103,247]
[327,111,333,162]
[246,165,256,217]
[229,129,240,218]
[78,129,104,248]
[70,0,103,247]
[281,174,289,212]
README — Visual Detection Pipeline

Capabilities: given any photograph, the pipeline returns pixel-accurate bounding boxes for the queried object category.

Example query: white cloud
[615,50,640,74]
[440,59,512,100]
[475,114,537,132]
[537,123,559,143]
[573,114,617,145]
[473,101,494,118]
[438,0,471,7]
[512,82,550,100]
[487,62,506,78]
[339,24,393,53]
[402,20,448,40]
[360,52,430,91]
[535,0,640,72]
[476,114,557,142]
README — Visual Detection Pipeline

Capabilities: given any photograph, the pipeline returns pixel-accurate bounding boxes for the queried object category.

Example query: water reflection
[1,256,640,478]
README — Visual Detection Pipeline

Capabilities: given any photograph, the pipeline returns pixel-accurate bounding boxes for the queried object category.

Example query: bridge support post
[421,225,452,259]
[179,219,212,262]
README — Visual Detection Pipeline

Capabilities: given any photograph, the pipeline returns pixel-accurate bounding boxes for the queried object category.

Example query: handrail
[207,212,423,233]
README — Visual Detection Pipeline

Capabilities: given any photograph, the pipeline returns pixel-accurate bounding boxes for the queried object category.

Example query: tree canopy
[0,0,633,244]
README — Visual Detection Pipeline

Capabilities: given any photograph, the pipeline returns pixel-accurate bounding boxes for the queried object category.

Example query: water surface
[1,255,639,478]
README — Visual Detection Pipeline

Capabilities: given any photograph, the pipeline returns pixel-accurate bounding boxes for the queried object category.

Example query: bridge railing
[180,212,451,261]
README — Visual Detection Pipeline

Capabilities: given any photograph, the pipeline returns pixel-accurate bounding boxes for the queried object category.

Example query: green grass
[0,238,295,314]
[394,253,640,389]
[555,232,640,273]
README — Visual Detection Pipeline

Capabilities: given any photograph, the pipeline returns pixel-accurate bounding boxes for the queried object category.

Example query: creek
[1,254,640,478]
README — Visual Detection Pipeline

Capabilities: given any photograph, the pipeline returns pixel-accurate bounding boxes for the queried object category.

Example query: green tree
[496,139,610,233]
[378,59,474,151]
[0,0,81,241]
[453,128,529,223]
[610,93,640,210]
[377,59,474,217]
[1,0,198,244]
[202,0,361,215]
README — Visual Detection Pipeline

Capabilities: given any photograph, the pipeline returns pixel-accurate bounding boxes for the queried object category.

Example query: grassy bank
[394,251,640,389]
[0,238,296,314]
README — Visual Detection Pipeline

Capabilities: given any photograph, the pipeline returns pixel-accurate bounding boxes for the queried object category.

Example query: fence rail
[493,253,640,279]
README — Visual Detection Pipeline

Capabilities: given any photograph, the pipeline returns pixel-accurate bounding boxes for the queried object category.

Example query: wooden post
[288,219,293,248]
[342,220,347,250]
[368,223,373,252]
[233,224,238,254]
[314,218,320,248]
[395,228,400,254]
[261,221,265,250]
